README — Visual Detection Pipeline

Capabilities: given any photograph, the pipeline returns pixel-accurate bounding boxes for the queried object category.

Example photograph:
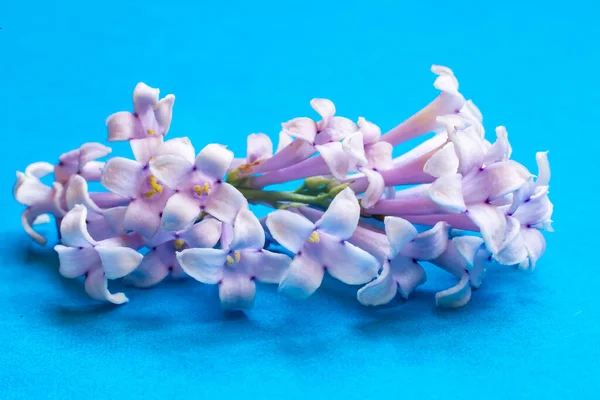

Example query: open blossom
[149,142,247,231]
[266,188,379,299]
[106,82,175,142]
[54,205,144,304]
[54,142,112,185]
[177,208,291,310]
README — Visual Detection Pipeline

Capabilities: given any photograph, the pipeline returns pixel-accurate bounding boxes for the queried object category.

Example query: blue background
[1,1,598,398]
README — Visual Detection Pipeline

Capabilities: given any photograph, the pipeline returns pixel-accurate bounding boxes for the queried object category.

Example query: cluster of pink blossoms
[13,66,553,310]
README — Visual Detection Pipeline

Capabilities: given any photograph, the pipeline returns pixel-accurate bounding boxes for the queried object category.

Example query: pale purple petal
[60,205,97,247]
[342,132,367,166]
[65,175,102,213]
[149,154,193,189]
[462,161,532,203]
[400,222,449,260]
[247,133,273,163]
[511,190,553,227]
[123,198,163,238]
[130,136,164,164]
[14,172,52,206]
[102,206,128,235]
[435,272,471,308]
[203,182,248,224]
[357,260,397,306]
[518,228,546,271]
[357,117,381,145]
[483,126,512,165]
[80,161,105,181]
[316,142,350,180]
[177,248,228,284]
[161,193,201,232]
[101,157,143,198]
[311,98,336,131]
[124,244,172,288]
[106,112,143,141]
[179,218,223,248]
[194,144,234,180]
[365,141,393,171]
[314,187,359,239]
[85,266,128,305]
[423,142,459,178]
[278,252,325,299]
[154,94,175,135]
[266,210,315,254]
[79,143,112,167]
[452,236,484,268]
[21,209,49,245]
[281,117,318,143]
[427,173,467,212]
[494,216,528,266]
[96,246,143,279]
[55,245,99,278]
[358,168,385,209]
[275,132,294,153]
[469,249,489,288]
[25,162,54,178]
[447,126,485,174]
[154,137,195,164]
[318,117,358,143]
[240,249,291,283]
[391,257,427,299]
[384,216,418,258]
[466,204,506,254]
[230,208,265,250]
[219,270,256,310]
[432,65,460,95]
[133,82,159,113]
[89,192,130,209]
[535,151,551,187]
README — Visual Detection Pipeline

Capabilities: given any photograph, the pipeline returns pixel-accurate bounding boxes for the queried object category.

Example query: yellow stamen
[144,175,163,198]
[238,160,262,174]
[174,239,185,250]
[307,231,320,243]
[147,129,156,135]
[234,251,241,263]
[226,255,235,266]
[194,183,211,196]
[196,211,208,222]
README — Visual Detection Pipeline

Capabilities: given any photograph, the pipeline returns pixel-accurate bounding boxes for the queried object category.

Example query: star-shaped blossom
[54,205,144,304]
[54,142,112,185]
[149,142,247,231]
[106,82,175,142]
[126,217,223,288]
[177,208,292,310]
[266,188,379,299]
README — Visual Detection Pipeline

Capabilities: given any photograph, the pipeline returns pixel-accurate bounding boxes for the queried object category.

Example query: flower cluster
[13,68,553,310]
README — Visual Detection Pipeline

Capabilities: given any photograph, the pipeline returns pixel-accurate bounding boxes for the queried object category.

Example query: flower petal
[130,136,164,164]
[155,137,195,164]
[177,248,228,284]
[124,244,172,287]
[448,127,485,174]
[311,98,336,131]
[230,208,265,250]
[154,94,175,135]
[278,252,325,299]
[319,117,358,143]
[65,175,102,213]
[312,234,379,285]
[203,182,248,224]
[359,168,385,209]
[133,82,159,112]
[240,249,291,283]
[124,199,163,238]
[276,131,294,153]
[315,187,360,240]
[384,216,418,258]
[281,117,318,143]
[452,236,484,268]
[219,271,256,310]
[512,190,553,227]
[149,154,193,189]
[79,143,112,167]
[423,142,459,178]
[179,217,223,248]
[357,117,381,145]
[519,228,546,271]
[102,206,128,235]
[435,272,471,308]
[535,151,551,187]
[101,157,143,198]
[364,141,393,170]
[427,173,467,212]
[247,133,273,163]
[400,221,449,260]
[55,245,100,278]
[194,144,234,180]
[266,210,315,254]
[60,205,97,247]
[316,142,350,180]
[494,216,528,266]
[342,131,367,166]
[466,204,506,254]
[13,172,52,206]
[106,112,143,141]
[483,126,512,165]
[84,267,128,305]
[390,257,426,299]
[96,246,143,279]
[161,193,201,232]
[25,161,54,178]
[463,160,532,203]
[357,260,397,306]
[432,65,460,95]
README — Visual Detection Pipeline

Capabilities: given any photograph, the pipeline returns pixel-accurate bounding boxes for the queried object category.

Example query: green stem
[238,188,331,209]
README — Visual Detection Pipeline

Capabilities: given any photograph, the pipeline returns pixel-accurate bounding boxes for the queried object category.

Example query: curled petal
[453,236,484,268]
[342,132,368,166]
[266,210,314,254]
[357,117,381,145]
[518,228,546,272]
[384,216,418,258]
[230,208,265,250]
[276,132,294,153]
[219,271,256,310]
[155,137,195,164]
[66,175,102,213]
[314,234,379,285]
[483,126,512,165]
[435,272,471,308]
[161,193,201,232]
[154,94,176,135]
[448,128,485,174]
[359,168,385,209]
[177,248,228,284]
[494,216,528,266]
[14,172,52,206]
[316,142,350,180]
[194,144,234,180]
[427,173,466,212]
[106,112,143,141]
[311,98,336,131]
[466,204,506,254]
[25,162,54,178]
[77,143,112,167]
[281,117,318,143]
[55,245,99,278]
[357,261,397,306]
[400,221,449,260]
[365,141,393,171]
[101,157,143,198]
[203,182,248,224]
[432,65,460,95]
[60,205,97,248]
[278,252,325,299]
[84,267,128,305]
[423,142,459,178]
[391,257,427,299]
[247,133,273,163]
[21,209,49,245]
[149,155,193,189]
[96,246,143,279]
[316,187,360,239]
[133,82,159,113]
[535,151,551,187]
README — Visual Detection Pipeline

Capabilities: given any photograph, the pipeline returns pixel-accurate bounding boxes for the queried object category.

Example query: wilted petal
[149,155,193,189]
[427,173,467,212]
[385,216,418,258]
[96,246,143,279]
[247,133,273,163]
[359,168,385,209]
[423,142,459,178]
[55,245,99,278]
[316,142,350,180]
[84,267,128,305]
[60,205,97,247]
[219,271,256,310]
[203,182,248,224]
[314,234,379,285]
[177,248,228,284]
[266,210,314,254]
[101,157,143,198]
[400,222,449,260]
[315,187,359,240]
[278,252,325,299]
[194,144,234,180]
[435,272,471,308]
[281,117,318,143]
[365,141,393,171]
[466,204,506,254]
[106,112,143,141]
[357,261,397,306]
[229,208,265,250]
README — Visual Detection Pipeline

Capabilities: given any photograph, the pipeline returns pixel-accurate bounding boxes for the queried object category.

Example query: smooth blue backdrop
[1,1,598,399]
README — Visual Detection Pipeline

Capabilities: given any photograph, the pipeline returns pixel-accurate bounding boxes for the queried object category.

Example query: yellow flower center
[194,183,211,196]
[174,239,185,250]
[147,129,156,135]
[143,175,163,198]
[307,231,320,243]
[226,251,241,266]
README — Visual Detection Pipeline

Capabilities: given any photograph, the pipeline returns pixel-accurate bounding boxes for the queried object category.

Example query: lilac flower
[14,162,66,245]
[100,137,197,238]
[266,188,379,299]
[149,143,248,231]
[106,82,175,142]
[126,218,223,288]
[54,205,144,304]
[177,208,291,310]
[54,142,112,185]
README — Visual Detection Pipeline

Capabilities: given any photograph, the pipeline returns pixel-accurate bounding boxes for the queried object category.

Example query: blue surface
[1,1,599,399]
